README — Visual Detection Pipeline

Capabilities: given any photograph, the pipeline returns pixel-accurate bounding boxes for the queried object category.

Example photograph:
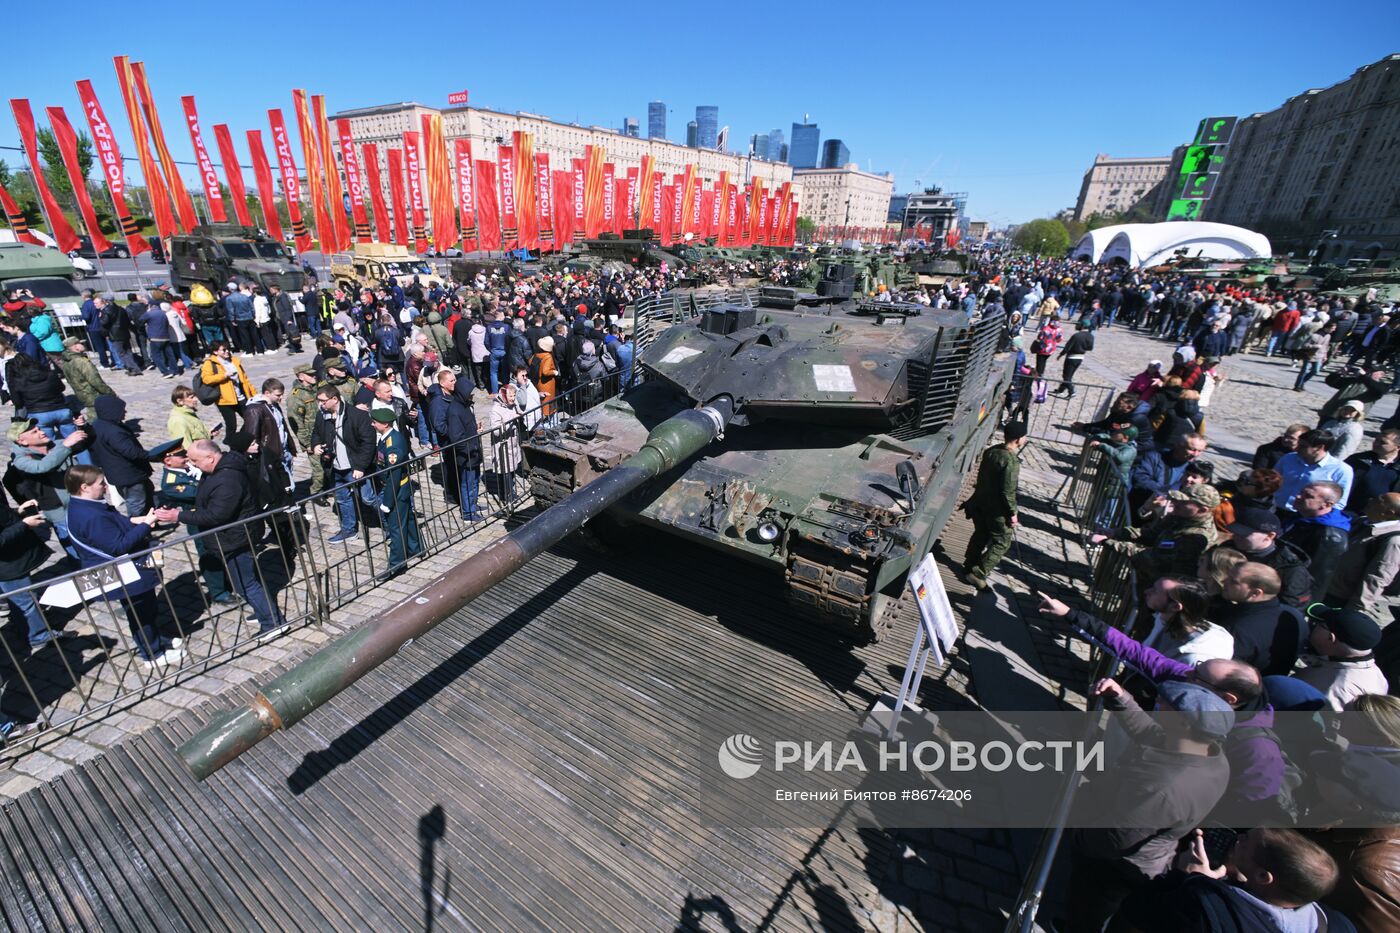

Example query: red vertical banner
[511,131,536,250]
[268,109,311,252]
[474,160,501,251]
[402,131,427,252]
[680,164,698,235]
[8,99,81,252]
[362,144,391,244]
[748,179,766,245]
[387,148,409,247]
[420,113,458,252]
[660,184,675,246]
[292,90,332,250]
[45,106,111,251]
[671,174,684,242]
[691,180,703,236]
[336,120,370,242]
[613,178,628,235]
[213,125,252,226]
[583,146,606,239]
[571,158,586,242]
[767,195,779,244]
[179,96,225,223]
[454,139,477,251]
[786,200,798,246]
[552,170,572,246]
[624,167,639,230]
[246,130,282,241]
[0,183,40,244]
[649,172,664,233]
[131,61,197,231]
[601,163,615,234]
[112,57,177,240]
[75,79,148,254]
[534,152,552,250]
[715,171,729,242]
[314,95,351,252]
[703,188,717,240]
[497,144,517,250]
[726,183,738,245]
[638,155,655,220]
[774,182,792,247]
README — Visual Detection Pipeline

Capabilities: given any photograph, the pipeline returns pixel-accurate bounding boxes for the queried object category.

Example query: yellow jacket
[200,355,254,407]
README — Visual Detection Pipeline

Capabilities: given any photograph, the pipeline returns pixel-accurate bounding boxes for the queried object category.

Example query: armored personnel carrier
[524,287,1011,642]
[168,224,305,295]
[330,243,442,294]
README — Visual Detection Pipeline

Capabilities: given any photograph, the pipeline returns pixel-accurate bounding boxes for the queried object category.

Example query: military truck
[329,243,442,294]
[0,241,86,332]
[168,223,305,295]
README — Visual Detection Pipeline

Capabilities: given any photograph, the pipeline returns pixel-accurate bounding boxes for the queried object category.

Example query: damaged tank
[524,283,1014,642]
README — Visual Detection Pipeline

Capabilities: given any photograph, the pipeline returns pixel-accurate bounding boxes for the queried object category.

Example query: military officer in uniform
[370,407,422,576]
[286,363,325,500]
[960,422,1030,591]
[156,442,234,604]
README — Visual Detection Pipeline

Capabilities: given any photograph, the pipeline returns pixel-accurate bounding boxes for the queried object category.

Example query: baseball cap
[1169,485,1221,509]
[1227,505,1281,535]
[6,417,38,442]
[1157,680,1235,740]
[1305,604,1383,651]
[1340,400,1365,415]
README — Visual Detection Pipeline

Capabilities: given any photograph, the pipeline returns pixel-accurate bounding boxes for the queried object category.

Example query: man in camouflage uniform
[322,358,358,407]
[58,336,116,423]
[1092,484,1222,585]
[286,363,325,498]
[962,422,1029,590]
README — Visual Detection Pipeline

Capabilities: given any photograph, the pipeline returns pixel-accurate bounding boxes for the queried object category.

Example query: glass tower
[695,106,718,148]
[648,101,666,140]
[790,122,820,168]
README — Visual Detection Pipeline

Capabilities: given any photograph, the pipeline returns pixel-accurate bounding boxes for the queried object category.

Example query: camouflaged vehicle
[523,286,1013,642]
[169,224,305,294]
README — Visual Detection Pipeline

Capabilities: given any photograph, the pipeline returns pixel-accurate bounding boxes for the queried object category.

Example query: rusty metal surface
[0,519,985,932]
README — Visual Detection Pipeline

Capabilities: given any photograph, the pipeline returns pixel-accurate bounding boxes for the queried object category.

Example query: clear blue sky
[3,0,1396,226]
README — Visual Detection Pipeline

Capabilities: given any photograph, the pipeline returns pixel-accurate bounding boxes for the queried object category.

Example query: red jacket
[1272,309,1300,334]
[2,297,45,315]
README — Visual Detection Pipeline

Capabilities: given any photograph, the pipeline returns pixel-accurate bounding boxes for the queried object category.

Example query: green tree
[796,216,815,240]
[0,159,10,188]
[1012,218,1070,256]
[35,127,95,209]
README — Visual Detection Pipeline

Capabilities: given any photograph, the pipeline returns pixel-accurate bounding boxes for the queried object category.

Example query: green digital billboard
[1167,199,1204,221]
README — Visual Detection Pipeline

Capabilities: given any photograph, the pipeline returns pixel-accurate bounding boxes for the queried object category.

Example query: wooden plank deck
[0,508,993,932]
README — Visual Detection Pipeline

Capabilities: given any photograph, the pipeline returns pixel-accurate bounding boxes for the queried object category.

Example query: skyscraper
[623,117,640,138]
[790,120,820,168]
[768,128,785,163]
[821,138,850,169]
[695,105,718,148]
[648,101,666,140]
[686,120,698,148]
[750,133,770,159]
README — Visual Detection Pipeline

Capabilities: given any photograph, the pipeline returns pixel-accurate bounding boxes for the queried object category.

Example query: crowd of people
[942,254,1400,931]
[0,260,664,745]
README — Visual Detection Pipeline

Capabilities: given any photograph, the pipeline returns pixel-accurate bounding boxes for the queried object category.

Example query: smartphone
[211,424,224,435]
[1200,827,1238,870]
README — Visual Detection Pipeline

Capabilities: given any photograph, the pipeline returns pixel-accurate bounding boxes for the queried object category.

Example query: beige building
[966,220,990,240]
[1204,53,1400,261]
[793,165,893,230]
[328,101,796,232]
[1072,154,1172,221]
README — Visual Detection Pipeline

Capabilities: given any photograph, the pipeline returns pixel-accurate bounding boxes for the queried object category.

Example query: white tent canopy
[1069,224,1131,263]
[1084,222,1271,268]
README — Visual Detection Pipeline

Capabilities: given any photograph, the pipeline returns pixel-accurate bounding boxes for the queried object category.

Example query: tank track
[785,553,904,644]
[527,463,574,509]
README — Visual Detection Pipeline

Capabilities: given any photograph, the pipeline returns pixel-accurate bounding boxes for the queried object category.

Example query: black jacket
[311,401,376,474]
[1059,331,1094,357]
[1251,437,1294,472]
[1281,516,1351,596]
[1112,870,1357,933]
[506,329,531,371]
[6,354,67,413]
[1346,450,1400,506]
[89,395,153,486]
[1220,539,1314,608]
[1211,596,1306,676]
[444,382,483,469]
[0,495,49,580]
[175,450,258,554]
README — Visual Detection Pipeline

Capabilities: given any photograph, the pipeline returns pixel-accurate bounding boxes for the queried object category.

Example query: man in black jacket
[268,284,302,355]
[1345,429,1400,513]
[1252,423,1309,472]
[89,395,156,516]
[1051,320,1094,398]
[1220,507,1314,608]
[1280,482,1351,596]
[310,386,376,543]
[1215,561,1307,676]
[154,440,286,637]
[444,379,484,521]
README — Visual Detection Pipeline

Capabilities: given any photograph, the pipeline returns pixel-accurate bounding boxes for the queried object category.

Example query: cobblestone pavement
[1035,323,1399,475]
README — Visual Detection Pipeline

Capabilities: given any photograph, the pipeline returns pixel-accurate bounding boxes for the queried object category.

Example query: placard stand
[866,554,960,740]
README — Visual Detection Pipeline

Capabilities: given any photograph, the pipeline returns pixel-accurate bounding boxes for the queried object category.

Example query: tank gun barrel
[178,397,735,781]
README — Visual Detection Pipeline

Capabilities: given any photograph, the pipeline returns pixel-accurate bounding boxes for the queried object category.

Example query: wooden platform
[0,514,990,932]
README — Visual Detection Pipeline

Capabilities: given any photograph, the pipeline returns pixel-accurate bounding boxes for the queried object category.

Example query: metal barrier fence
[0,368,630,762]
[1005,375,1117,446]
[1005,439,1140,932]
